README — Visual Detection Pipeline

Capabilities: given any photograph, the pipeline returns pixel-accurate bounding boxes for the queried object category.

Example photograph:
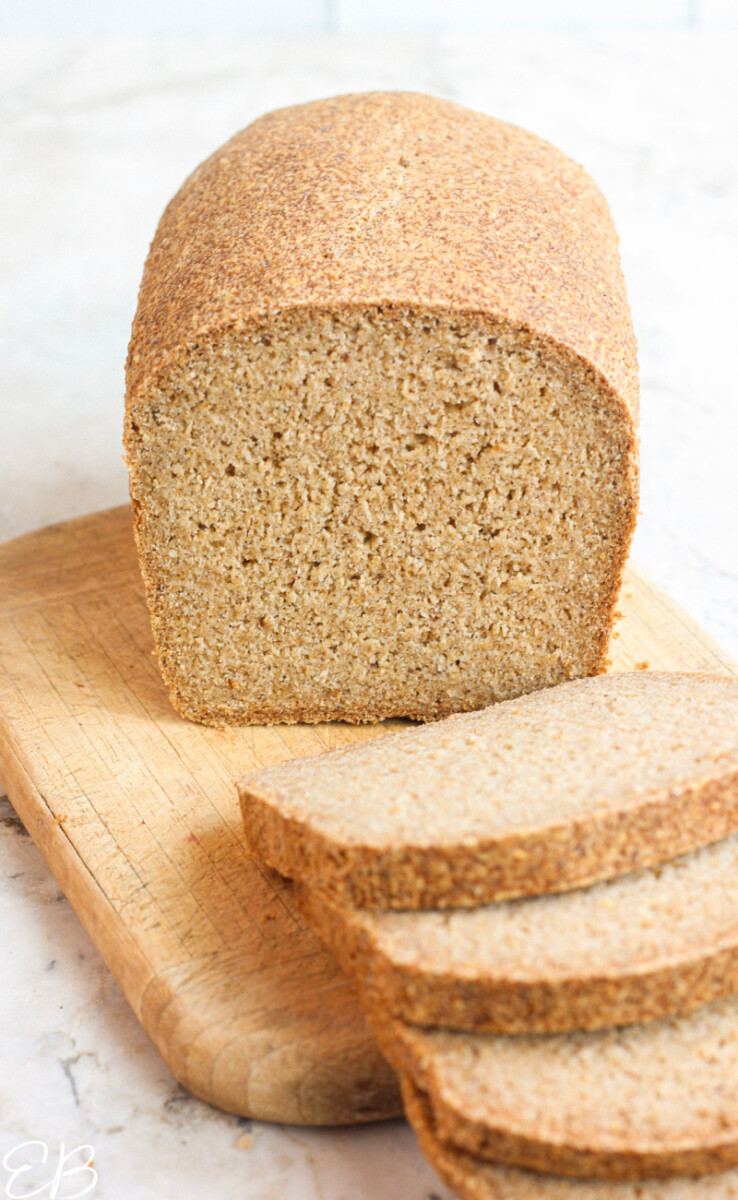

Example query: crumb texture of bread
[124,91,638,725]
[400,1076,738,1199]
[239,672,738,908]
[379,995,738,1179]
[293,826,738,1033]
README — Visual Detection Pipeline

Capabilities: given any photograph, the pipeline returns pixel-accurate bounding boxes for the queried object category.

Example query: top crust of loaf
[125,91,638,422]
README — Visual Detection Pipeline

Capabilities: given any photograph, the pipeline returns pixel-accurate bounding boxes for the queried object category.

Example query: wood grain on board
[0,507,735,1125]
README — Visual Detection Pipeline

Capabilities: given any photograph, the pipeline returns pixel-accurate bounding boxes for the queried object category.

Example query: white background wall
[3,0,738,37]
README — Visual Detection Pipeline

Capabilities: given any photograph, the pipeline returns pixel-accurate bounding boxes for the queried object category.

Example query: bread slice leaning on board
[400,1076,738,1200]
[374,995,738,1179]
[239,672,738,909]
[124,90,638,727]
[294,824,738,1033]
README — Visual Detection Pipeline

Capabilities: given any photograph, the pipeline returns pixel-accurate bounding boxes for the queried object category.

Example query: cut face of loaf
[378,994,738,1179]
[294,828,738,1034]
[238,672,738,909]
[128,311,633,725]
[400,1076,738,1200]
[124,91,638,725]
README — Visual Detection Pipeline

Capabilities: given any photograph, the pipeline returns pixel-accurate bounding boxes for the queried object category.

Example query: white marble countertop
[1,32,737,1199]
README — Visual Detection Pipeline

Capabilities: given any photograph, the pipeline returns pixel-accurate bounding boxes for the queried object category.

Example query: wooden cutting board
[0,507,736,1126]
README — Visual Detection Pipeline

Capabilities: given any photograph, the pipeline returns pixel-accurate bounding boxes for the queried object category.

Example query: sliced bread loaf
[401,1075,738,1200]
[376,995,738,1179]
[239,672,738,909]
[294,828,738,1033]
[124,90,638,726]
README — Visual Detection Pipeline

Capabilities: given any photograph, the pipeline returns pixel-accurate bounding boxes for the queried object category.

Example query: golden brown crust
[399,1076,738,1198]
[125,92,638,421]
[376,1013,738,1181]
[240,759,738,909]
[293,859,738,1033]
[400,1075,513,1200]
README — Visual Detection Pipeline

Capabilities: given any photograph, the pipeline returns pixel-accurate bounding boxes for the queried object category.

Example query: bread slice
[400,1075,738,1199]
[124,90,638,726]
[294,828,738,1033]
[239,672,738,909]
[376,995,738,1179]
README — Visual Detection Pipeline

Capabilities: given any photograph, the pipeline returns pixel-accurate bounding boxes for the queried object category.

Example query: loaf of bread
[124,90,638,725]
[294,826,738,1033]
[239,672,738,908]
[401,1076,738,1200]
[377,995,738,1179]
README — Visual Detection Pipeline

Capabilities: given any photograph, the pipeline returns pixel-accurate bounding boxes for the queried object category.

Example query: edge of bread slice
[239,672,738,909]
[294,828,738,1033]
[374,996,738,1179]
[400,1075,738,1199]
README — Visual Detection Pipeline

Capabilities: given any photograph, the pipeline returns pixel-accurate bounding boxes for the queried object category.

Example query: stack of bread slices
[239,670,738,1198]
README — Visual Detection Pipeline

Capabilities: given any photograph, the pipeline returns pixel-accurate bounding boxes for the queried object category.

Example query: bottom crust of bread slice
[294,828,738,1034]
[374,994,738,1179]
[400,1075,738,1199]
